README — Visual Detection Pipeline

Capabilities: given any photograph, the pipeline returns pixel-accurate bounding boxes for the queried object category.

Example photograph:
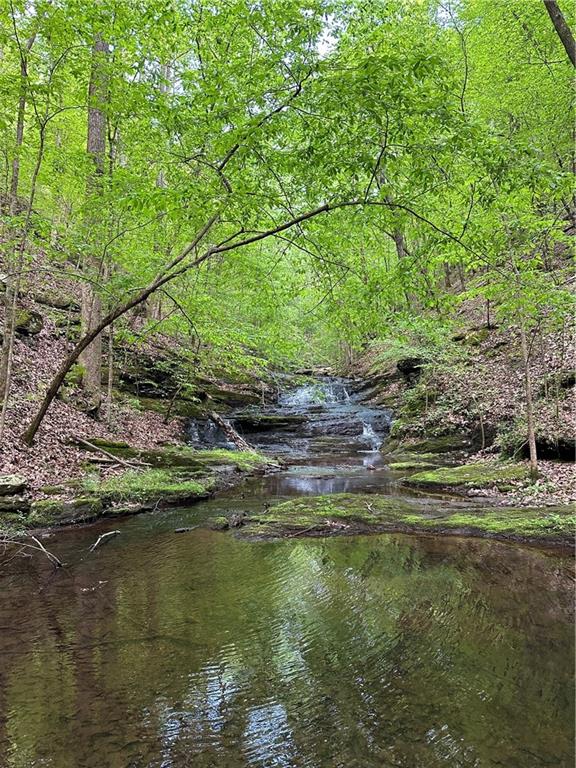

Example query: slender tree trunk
[106,325,113,426]
[543,0,576,66]
[0,131,46,438]
[0,31,36,402]
[519,321,538,478]
[79,35,108,414]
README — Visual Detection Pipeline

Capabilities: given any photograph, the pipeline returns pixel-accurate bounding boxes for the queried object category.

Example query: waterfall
[279,378,352,407]
[361,421,382,451]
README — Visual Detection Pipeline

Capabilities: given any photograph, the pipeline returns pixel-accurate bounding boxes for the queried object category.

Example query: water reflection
[0,530,573,767]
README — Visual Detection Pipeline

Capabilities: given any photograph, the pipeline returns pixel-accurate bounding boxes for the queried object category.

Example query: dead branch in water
[88,530,120,552]
[0,535,64,568]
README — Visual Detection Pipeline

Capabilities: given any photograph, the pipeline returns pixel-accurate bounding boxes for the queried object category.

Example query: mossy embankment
[233,493,575,549]
[0,445,279,534]
[400,461,530,491]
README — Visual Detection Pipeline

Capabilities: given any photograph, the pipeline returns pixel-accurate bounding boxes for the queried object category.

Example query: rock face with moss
[236,493,574,548]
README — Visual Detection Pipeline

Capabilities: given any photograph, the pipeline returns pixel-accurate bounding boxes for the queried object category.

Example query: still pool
[0,519,573,768]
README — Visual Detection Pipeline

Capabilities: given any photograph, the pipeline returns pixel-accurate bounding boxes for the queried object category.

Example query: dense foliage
[0,0,573,449]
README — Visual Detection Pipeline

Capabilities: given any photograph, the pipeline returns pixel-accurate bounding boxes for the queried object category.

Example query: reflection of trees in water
[0,533,573,767]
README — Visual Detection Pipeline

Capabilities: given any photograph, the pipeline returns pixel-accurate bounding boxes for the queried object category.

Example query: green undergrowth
[236,493,574,546]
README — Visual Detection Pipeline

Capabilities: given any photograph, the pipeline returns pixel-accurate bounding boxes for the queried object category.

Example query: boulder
[29,496,103,525]
[15,309,44,336]
[396,358,425,384]
[0,475,27,496]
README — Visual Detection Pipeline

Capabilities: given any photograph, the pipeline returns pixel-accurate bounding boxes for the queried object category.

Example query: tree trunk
[0,31,36,402]
[519,321,538,478]
[543,0,576,66]
[79,35,108,414]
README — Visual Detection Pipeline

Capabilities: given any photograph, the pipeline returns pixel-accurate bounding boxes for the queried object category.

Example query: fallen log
[74,438,150,469]
[207,411,253,452]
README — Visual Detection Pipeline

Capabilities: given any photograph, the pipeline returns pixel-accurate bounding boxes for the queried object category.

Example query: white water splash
[280,380,351,407]
[362,421,382,451]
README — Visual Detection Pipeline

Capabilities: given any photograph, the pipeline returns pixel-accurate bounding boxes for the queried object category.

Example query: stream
[0,379,573,767]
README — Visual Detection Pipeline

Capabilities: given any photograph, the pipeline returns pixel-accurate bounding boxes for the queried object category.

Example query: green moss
[237,492,574,546]
[388,461,440,471]
[404,434,474,454]
[0,512,29,536]
[206,516,229,530]
[244,494,416,537]
[86,469,209,504]
[410,507,576,538]
[30,499,65,516]
[28,497,103,525]
[15,309,43,335]
[402,461,529,490]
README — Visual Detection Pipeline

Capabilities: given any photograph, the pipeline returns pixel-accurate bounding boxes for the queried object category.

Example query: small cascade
[279,378,352,407]
[361,420,382,451]
[187,420,200,444]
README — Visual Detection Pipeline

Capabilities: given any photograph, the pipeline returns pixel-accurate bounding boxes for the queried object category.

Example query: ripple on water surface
[0,526,573,768]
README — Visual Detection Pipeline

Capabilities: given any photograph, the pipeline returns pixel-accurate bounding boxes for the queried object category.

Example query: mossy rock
[39,484,68,496]
[402,434,474,454]
[15,309,44,335]
[205,516,229,530]
[32,291,78,310]
[231,412,307,431]
[29,496,103,525]
[85,469,210,505]
[82,439,275,473]
[402,461,529,491]
[452,327,491,347]
[0,474,27,496]
[0,496,30,513]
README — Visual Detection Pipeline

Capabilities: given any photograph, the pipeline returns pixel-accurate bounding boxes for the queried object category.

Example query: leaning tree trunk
[543,0,576,67]
[79,35,108,415]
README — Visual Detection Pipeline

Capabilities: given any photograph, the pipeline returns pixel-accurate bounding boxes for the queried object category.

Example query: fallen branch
[287,525,322,538]
[88,530,120,552]
[74,437,150,469]
[207,411,254,452]
[0,535,66,568]
[28,535,64,567]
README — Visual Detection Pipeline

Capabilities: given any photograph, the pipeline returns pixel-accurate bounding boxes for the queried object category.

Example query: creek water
[0,379,574,768]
